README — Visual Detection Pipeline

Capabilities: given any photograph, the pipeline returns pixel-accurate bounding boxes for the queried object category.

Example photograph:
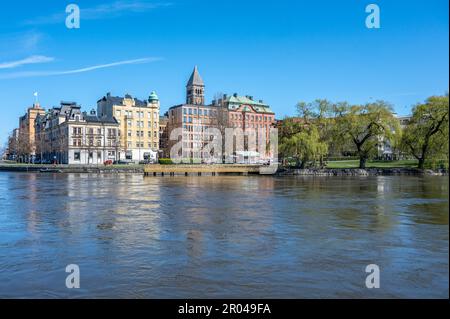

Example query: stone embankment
[277,168,448,176]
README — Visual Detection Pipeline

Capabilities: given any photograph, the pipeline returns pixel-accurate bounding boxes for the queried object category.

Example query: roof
[225,95,274,114]
[186,66,204,87]
[84,115,119,124]
[98,94,148,107]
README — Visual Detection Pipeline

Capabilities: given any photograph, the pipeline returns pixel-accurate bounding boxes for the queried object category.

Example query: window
[97,128,102,135]
[128,130,132,137]
[127,120,132,127]
[116,110,121,117]
[188,108,192,115]
[88,128,94,135]
[97,151,102,160]
[96,139,101,147]
[89,152,94,159]
[74,152,81,161]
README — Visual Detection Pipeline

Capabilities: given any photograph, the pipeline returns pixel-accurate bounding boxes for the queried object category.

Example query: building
[35,102,120,164]
[97,92,160,162]
[6,128,19,161]
[167,66,276,163]
[167,66,222,163]
[215,93,276,162]
[17,103,46,162]
[159,112,169,158]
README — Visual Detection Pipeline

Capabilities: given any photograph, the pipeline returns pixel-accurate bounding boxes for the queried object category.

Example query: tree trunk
[359,157,367,169]
[418,158,425,170]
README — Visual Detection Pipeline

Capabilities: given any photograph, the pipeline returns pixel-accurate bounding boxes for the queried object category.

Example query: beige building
[35,102,120,164]
[18,103,46,162]
[168,67,221,162]
[97,92,160,162]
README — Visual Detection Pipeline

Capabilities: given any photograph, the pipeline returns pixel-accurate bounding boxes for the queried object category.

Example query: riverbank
[277,167,449,176]
[0,163,448,176]
[0,163,144,173]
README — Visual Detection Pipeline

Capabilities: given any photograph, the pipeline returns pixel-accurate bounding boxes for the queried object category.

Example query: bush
[158,158,173,165]
[425,159,449,170]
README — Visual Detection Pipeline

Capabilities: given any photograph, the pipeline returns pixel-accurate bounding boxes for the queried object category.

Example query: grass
[326,159,419,169]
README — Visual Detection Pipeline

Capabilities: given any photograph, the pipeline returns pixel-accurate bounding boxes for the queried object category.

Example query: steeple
[186,66,205,105]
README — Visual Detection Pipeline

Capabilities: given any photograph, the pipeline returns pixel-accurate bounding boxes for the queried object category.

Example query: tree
[401,94,449,169]
[279,100,330,169]
[334,101,400,169]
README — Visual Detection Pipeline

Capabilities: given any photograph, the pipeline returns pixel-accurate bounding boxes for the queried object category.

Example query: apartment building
[97,92,160,162]
[35,102,120,164]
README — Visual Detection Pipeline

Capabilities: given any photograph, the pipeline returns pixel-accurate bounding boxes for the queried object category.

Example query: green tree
[279,99,330,168]
[401,94,449,169]
[334,101,400,169]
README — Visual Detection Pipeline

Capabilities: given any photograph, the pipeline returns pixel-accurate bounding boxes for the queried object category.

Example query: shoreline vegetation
[0,161,447,176]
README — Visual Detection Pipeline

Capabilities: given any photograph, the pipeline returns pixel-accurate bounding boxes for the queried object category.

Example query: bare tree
[213,92,229,163]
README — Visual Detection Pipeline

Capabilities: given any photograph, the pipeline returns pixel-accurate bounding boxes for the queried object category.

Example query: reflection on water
[0,173,448,298]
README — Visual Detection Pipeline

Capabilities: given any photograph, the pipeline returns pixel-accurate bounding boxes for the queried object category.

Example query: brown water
[0,173,448,298]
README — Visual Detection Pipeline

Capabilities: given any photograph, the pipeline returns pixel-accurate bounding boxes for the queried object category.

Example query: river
[0,172,448,298]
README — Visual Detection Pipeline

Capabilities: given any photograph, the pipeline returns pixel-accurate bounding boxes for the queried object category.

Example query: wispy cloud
[0,31,46,56]
[0,55,54,69]
[0,57,162,79]
[23,1,172,25]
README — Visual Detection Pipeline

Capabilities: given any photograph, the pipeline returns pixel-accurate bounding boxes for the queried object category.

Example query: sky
[0,0,448,146]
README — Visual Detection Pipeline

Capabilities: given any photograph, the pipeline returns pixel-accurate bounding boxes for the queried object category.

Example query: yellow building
[97,92,160,162]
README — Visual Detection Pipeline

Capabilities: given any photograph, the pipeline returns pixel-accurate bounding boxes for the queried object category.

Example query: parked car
[104,160,113,166]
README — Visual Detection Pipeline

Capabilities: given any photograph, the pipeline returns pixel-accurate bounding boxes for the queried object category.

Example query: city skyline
[0,0,449,147]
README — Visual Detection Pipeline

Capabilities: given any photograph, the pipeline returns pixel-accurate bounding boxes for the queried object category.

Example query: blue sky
[0,0,448,146]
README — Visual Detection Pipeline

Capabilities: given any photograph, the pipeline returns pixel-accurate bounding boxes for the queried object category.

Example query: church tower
[186,66,205,105]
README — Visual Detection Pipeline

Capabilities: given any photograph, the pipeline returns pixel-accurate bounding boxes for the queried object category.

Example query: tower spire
[186,66,205,105]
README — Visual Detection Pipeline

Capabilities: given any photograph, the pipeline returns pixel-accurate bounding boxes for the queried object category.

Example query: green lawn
[326,159,419,169]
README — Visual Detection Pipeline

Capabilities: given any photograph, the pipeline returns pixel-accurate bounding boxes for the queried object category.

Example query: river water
[0,172,448,298]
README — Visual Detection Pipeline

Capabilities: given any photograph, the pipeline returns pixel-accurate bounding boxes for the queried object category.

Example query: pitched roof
[186,66,204,87]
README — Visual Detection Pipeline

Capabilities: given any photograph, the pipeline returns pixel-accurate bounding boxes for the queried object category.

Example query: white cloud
[0,55,54,69]
[0,57,162,79]
[23,1,172,25]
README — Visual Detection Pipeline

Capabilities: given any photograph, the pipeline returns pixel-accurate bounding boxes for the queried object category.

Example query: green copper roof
[148,91,159,102]
[226,95,274,114]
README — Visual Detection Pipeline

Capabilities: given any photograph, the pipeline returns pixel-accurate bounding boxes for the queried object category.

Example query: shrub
[159,158,173,165]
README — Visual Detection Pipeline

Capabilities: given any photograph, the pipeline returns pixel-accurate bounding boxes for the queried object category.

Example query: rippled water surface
[0,172,448,298]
